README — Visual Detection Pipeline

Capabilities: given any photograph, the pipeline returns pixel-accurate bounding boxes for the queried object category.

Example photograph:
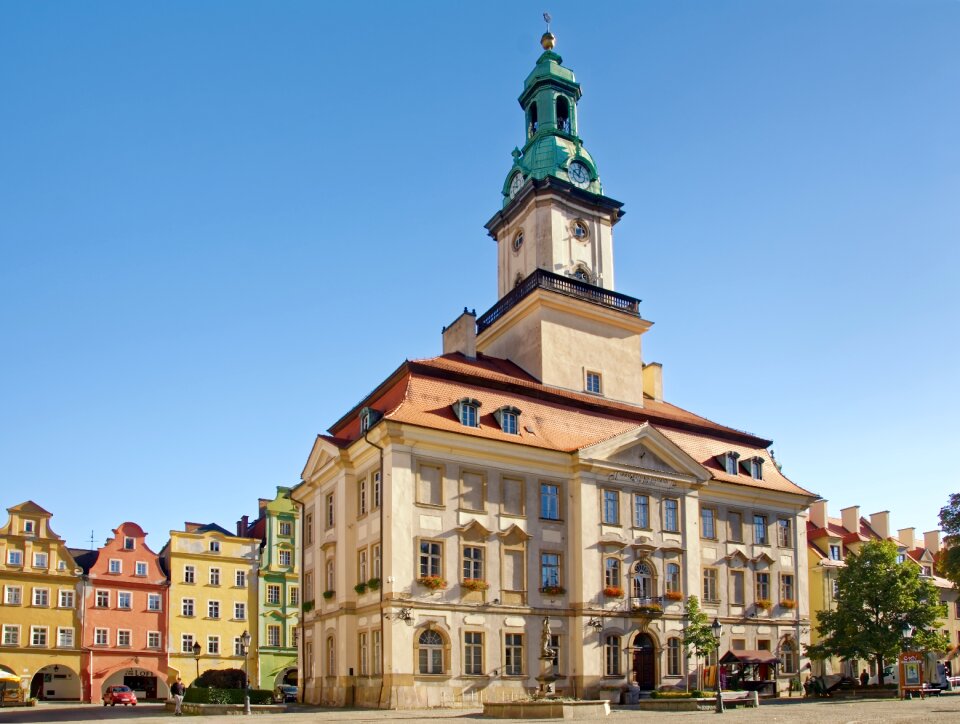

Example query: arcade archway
[29,664,80,700]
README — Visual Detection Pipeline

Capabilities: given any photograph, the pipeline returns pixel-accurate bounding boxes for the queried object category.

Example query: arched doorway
[100,665,169,702]
[274,667,297,687]
[29,665,81,700]
[631,633,657,691]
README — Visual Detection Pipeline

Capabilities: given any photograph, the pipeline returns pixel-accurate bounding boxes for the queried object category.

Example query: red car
[103,685,137,706]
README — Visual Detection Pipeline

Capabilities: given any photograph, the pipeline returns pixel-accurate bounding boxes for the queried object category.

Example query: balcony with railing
[476,269,641,334]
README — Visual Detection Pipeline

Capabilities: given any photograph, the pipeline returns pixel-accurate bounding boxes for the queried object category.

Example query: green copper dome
[501,40,603,206]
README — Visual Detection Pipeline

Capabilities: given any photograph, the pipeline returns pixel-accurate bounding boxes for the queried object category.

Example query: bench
[903,685,941,699]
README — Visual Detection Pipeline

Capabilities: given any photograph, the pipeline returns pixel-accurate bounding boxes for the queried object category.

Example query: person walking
[171,677,185,716]
[860,669,869,687]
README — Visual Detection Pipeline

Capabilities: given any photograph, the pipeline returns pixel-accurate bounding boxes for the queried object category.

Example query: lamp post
[712,618,724,714]
[241,630,252,715]
[192,641,202,684]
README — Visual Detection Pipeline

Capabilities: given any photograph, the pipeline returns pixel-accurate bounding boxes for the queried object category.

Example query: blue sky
[2,1,957,550]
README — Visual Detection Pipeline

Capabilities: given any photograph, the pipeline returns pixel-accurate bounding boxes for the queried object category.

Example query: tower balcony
[477,269,641,335]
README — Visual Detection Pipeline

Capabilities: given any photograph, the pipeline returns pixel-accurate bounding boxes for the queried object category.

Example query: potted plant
[417,575,447,590]
[367,577,381,591]
[354,582,368,595]
[540,584,566,596]
[461,578,490,592]
[322,590,335,600]
[664,590,684,601]
[603,585,624,598]
[302,599,315,613]
[755,598,773,610]
[779,598,796,609]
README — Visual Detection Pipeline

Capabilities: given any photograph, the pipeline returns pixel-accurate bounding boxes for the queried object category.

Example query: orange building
[79,522,169,703]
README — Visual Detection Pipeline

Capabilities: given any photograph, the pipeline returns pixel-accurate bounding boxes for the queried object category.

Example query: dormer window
[921,565,932,577]
[22,520,35,535]
[452,398,481,427]
[209,540,221,553]
[896,552,906,564]
[750,457,764,480]
[123,537,135,550]
[359,407,381,434]
[829,544,842,561]
[493,406,521,435]
[724,452,740,475]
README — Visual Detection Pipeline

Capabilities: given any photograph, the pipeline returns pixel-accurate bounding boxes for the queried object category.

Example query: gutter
[363,424,386,708]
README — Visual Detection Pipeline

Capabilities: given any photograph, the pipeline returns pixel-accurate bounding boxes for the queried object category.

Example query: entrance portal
[632,633,656,690]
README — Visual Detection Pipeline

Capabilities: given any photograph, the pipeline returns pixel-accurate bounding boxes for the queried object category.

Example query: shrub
[302,600,315,613]
[184,687,274,705]
[193,668,245,689]
[354,582,368,594]
[367,577,381,590]
[417,576,447,590]
[322,590,335,600]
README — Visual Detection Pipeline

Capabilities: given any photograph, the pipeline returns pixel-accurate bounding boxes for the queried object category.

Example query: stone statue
[540,616,554,658]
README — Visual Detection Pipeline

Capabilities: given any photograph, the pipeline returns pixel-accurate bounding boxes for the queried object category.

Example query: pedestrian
[171,677,185,716]
[860,669,869,687]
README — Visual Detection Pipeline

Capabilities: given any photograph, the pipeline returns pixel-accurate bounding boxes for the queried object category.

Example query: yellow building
[160,523,259,687]
[0,501,83,700]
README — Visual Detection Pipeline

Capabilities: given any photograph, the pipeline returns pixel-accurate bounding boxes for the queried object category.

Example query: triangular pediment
[7,500,52,517]
[577,423,711,483]
[301,436,344,481]
[497,524,532,546]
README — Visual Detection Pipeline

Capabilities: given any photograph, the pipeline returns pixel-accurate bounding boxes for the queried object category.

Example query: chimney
[184,522,202,533]
[868,511,890,539]
[840,506,860,534]
[442,308,477,358]
[642,362,663,402]
[898,527,916,549]
[258,499,269,516]
[809,500,828,529]
[923,530,941,553]
[237,515,249,537]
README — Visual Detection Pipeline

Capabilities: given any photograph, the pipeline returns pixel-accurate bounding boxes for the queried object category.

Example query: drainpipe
[363,426,386,708]
[290,492,306,704]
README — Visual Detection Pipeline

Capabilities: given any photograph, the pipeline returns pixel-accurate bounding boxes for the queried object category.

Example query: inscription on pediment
[608,443,677,474]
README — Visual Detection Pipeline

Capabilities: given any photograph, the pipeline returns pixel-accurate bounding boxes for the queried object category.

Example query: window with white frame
[326,493,335,527]
[32,552,48,569]
[32,587,49,607]
[184,565,195,583]
[135,561,148,576]
[326,559,335,592]
[305,513,314,544]
[117,592,132,609]
[453,398,480,427]
[209,540,220,553]
[4,586,22,605]
[279,549,292,567]
[147,593,161,611]
[56,627,73,648]
[703,568,719,602]
[604,634,621,676]
[419,540,443,579]
[208,600,220,618]
[108,559,122,574]
[585,370,602,394]
[30,626,48,647]
[780,573,795,603]
[372,543,381,579]
[418,629,445,674]
[602,489,620,525]
[604,557,621,589]
[147,631,161,649]
[7,550,22,566]
[94,628,108,646]
[123,536,135,550]
[359,477,368,516]
[540,552,561,589]
[326,636,336,676]
[725,452,739,475]
[633,494,649,528]
[373,471,381,509]
[462,546,484,582]
[358,549,368,583]
[464,631,483,675]
[208,635,220,655]
[95,590,109,607]
[268,625,281,647]
[701,507,717,539]
[117,630,131,647]
[290,587,299,606]
[209,568,220,586]
[756,572,770,601]
[279,520,292,536]
[633,561,655,599]
[665,562,681,594]
[3,625,20,646]
[750,457,763,480]
[181,634,194,653]
[234,637,244,656]
[540,482,561,520]
[776,518,792,547]
[235,569,246,587]
[504,633,524,676]
[357,631,368,675]
[667,638,682,676]
[234,602,246,620]
[182,598,195,617]
[373,630,382,675]
[22,520,35,534]
[267,585,281,605]
[663,499,680,533]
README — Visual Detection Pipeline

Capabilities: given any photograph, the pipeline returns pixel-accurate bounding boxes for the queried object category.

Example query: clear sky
[2,1,958,551]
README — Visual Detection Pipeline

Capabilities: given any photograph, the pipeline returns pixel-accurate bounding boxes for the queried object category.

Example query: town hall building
[292,30,817,708]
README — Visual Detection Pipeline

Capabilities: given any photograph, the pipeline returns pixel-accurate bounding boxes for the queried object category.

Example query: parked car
[103,685,137,706]
[274,684,298,703]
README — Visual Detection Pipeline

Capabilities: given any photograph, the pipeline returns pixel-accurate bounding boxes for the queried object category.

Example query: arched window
[604,558,621,589]
[528,102,539,138]
[325,635,336,676]
[665,563,681,594]
[556,96,570,133]
[666,637,682,676]
[417,629,445,674]
[573,265,590,282]
[633,561,655,600]
[604,634,622,676]
[779,637,798,673]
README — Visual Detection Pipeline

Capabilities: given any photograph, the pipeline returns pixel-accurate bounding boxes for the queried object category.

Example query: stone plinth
[482,700,610,719]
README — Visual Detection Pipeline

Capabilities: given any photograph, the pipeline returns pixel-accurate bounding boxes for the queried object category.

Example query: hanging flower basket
[417,576,447,590]
[603,586,624,598]
[664,590,684,601]
[755,598,773,610]
[461,578,490,592]
[779,598,796,609]
[540,585,566,596]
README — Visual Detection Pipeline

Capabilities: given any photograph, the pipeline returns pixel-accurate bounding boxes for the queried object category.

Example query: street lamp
[712,618,724,714]
[241,630,252,715]
[192,641,202,683]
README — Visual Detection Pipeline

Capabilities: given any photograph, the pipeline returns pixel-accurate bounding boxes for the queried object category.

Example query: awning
[719,650,779,666]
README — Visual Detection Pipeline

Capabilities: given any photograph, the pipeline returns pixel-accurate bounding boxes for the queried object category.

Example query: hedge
[184,687,274,705]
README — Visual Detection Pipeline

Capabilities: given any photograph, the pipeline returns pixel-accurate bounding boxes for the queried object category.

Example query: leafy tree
[193,668,246,689]
[682,595,719,691]
[807,539,948,684]
[938,493,960,587]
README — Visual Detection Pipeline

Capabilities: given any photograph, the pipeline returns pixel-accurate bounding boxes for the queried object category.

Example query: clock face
[568,161,590,188]
[509,172,524,199]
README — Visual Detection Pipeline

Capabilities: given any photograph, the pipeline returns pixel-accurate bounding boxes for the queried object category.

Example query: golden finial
[541,12,555,50]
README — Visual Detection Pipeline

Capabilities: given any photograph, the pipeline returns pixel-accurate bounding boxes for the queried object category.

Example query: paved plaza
[2,697,960,724]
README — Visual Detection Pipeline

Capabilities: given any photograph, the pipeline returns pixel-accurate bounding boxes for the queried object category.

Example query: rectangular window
[109,559,122,574]
[123,536,135,550]
[135,561,148,576]
[502,477,525,516]
[117,630,131,647]
[117,592,132,609]
[728,511,742,542]
[234,602,246,620]
[326,493,335,527]
[2,625,19,646]
[181,634,194,653]
[359,632,368,675]
[4,586,22,605]
[504,549,525,591]
[209,540,220,553]
[780,573,795,602]
[701,507,716,539]
[585,370,602,394]
[182,598,195,617]
[372,544,382,579]
[208,636,220,655]
[373,471,381,510]
[148,631,161,649]
[268,625,281,647]
[57,627,74,648]
[540,482,561,520]
[279,549,292,567]
[147,593,161,611]
[358,549,368,583]
[464,632,483,675]
[209,568,221,586]
[604,635,621,676]
[419,540,443,578]
[267,585,281,605]
[829,544,842,561]
[540,552,561,589]
[703,568,719,602]
[549,634,561,676]
[667,639,682,676]
[184,565,195,584]
[96,589,109,607]
[7,550,22,566]
[290,587,299,605]
[462,546,484,581]
[326,560,335,591]
[279,520,292,536]
[505,633,524,676]
[30,626,47,647]
[305,513,314,544]
[776,518,792,547]
[633,494,649,528]
[753,515,768,545]
[208,600,220,618]
[663,499,680,532]
[33,552,48,569]
[417,464,443,507]
[32,588,49,607]
[731,638,746,651]
[58,589,74,608]
[359,478,368,516]
[234,637,244,656]
[460,470,486,512]
[92,627,107,645]
[458,402,478,426]
[756,572,770,601]
[372,630,382,675]
[235,569,246,587]
[730,570,745,605]
[501,410,518,434]
[602,490,620,525]
[23,520,35,534]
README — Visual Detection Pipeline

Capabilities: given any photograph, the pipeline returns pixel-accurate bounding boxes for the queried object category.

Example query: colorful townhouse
[237,486,300,691]
[160,523,259,686]
[0,501,83,700]
[79,522,169,703]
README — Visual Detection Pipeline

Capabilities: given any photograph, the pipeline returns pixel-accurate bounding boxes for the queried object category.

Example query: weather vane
[543,12,552,32]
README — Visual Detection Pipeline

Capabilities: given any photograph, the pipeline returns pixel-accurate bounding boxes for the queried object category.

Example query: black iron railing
[476,269,641,334]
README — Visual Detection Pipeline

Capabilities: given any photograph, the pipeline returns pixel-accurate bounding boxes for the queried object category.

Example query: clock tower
[474,31,655,406]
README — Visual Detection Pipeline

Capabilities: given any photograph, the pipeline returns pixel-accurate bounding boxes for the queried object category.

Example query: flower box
[322,590,335,600]
[603,586,624,598]
[633,603,663,614]
[417,576,447,590]
[367,577,381,591]
[302,600,315,613]
[664,590,683,601]
[461,578,490,592]
[779,599,796,609]
[354,582,368,594]
[540,585,566,596]
[755,598,773,610]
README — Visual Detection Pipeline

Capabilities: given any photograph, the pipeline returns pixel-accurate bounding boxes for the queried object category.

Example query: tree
[807,539,948,684]
[682,595,719,692]
[938,493,960,587]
